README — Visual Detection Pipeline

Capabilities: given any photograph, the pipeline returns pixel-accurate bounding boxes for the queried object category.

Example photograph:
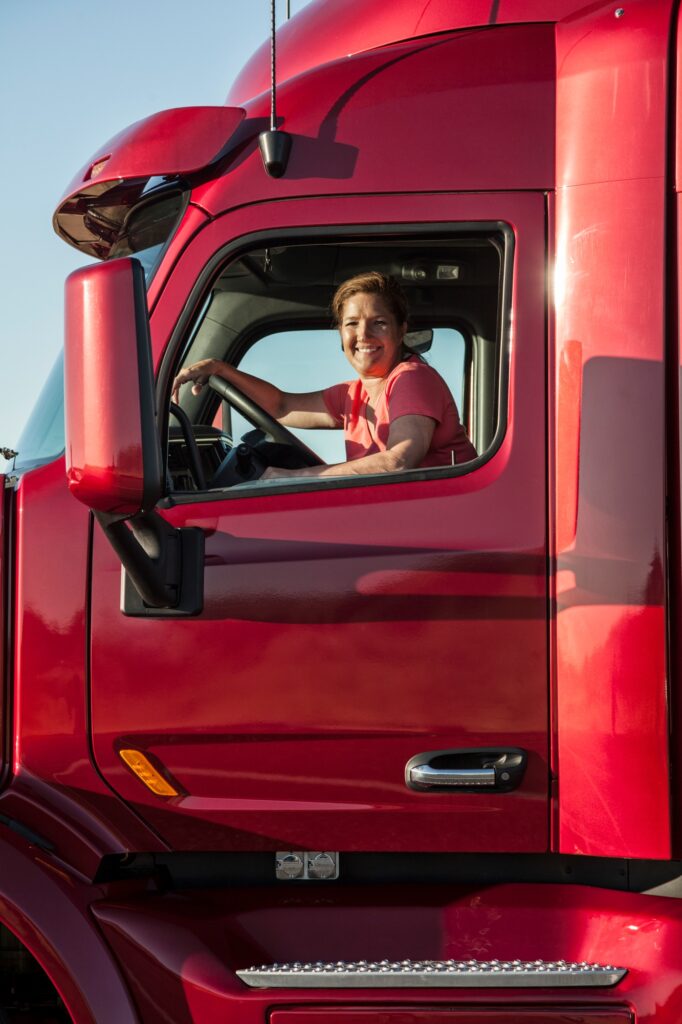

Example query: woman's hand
[172,359,224,404]
[171,361,333,431]
[260,415,436,481]
[261,465,300,480]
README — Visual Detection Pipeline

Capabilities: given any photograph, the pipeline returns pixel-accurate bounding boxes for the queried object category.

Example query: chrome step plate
[237,958,627,989]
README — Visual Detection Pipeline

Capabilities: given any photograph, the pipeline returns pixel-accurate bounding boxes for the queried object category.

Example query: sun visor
[53,106,245,257]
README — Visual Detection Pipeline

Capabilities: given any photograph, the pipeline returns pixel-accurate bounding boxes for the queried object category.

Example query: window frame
[157,221,513,505]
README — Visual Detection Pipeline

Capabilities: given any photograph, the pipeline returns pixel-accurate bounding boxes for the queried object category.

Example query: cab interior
[167,233,507,493]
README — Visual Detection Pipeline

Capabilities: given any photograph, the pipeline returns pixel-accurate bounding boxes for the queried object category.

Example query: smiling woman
[172,271,476,480]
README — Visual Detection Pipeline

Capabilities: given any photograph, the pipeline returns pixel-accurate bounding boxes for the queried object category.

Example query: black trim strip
[130,259,165,511]
[95,850,682,896]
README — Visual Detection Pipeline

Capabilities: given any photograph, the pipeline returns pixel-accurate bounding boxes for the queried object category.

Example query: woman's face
[339,292,407,380]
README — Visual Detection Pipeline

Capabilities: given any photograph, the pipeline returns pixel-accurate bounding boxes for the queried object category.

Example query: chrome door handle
[408,764,496,788]
[405,748,527,793]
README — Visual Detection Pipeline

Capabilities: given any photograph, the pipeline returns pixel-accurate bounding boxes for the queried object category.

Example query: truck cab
[2,1,682,1020]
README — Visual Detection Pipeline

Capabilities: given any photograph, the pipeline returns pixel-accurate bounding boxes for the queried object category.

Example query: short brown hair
[331,271,409,327]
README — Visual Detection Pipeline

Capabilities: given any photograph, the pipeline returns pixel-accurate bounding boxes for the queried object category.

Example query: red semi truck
[2,0,682,1019]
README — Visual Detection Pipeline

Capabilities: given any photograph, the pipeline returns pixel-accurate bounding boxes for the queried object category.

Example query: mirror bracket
[95,510,204,617]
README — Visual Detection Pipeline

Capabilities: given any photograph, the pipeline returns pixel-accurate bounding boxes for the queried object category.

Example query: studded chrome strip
[237,958,627,989]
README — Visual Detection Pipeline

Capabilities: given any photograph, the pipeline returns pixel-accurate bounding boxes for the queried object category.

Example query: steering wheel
[208,374,325,468]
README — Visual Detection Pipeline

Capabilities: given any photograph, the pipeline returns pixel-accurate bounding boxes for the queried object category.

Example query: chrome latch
[275,851,339,881]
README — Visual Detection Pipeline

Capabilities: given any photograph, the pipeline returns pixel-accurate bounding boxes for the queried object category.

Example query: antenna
[258,0,292,178]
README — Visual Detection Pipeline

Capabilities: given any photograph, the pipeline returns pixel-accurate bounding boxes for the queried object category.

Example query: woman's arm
[172,358,337,429]
[262,415,436,480]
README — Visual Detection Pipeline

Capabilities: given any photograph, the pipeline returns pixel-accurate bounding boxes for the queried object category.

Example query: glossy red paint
[552,0,673,857]
[4,458,165,876]
[191,23,555,226]
[64,259,157,515]
[226,0,586,106]
[53,106,245,257]
[670,13,682,860]
[90,190,548,853]
[10,0,682,1016]
[92,883,682,1022]
[0,823,138,1023]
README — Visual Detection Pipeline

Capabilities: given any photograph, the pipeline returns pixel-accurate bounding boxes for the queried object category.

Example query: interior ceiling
[214,239,501,330]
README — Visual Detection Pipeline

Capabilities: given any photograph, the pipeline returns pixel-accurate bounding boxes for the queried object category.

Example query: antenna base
[259,130,292,178]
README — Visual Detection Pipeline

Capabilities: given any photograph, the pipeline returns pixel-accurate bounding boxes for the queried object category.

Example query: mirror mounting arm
[95,510,204,617]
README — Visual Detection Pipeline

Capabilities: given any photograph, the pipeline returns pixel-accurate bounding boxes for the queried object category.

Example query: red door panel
[89,192,548,853]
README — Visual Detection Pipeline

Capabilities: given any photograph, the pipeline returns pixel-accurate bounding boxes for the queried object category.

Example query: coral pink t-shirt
[322,357,477,468]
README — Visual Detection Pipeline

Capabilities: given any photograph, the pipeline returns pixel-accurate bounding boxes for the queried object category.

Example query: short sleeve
[385,363,448,425]
[322,381,351,425]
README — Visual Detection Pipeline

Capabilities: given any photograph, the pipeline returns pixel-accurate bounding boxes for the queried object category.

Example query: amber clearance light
[119,749,179,797]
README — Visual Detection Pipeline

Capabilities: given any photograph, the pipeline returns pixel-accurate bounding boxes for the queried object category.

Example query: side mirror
[64,257,203,615]
[64,257,163,514]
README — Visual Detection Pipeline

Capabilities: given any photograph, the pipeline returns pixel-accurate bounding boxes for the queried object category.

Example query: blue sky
[0,0,312,464]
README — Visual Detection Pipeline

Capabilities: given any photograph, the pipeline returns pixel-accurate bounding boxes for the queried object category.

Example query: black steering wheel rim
[208,374,325,466]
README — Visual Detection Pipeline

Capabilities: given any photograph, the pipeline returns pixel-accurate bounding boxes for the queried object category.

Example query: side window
[14,350,65,471]
[169,232,506,494]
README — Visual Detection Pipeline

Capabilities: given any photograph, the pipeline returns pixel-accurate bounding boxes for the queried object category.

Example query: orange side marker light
[119,749,179,798]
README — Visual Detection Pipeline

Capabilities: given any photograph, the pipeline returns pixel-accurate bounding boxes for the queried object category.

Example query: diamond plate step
[237,958,627,988]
